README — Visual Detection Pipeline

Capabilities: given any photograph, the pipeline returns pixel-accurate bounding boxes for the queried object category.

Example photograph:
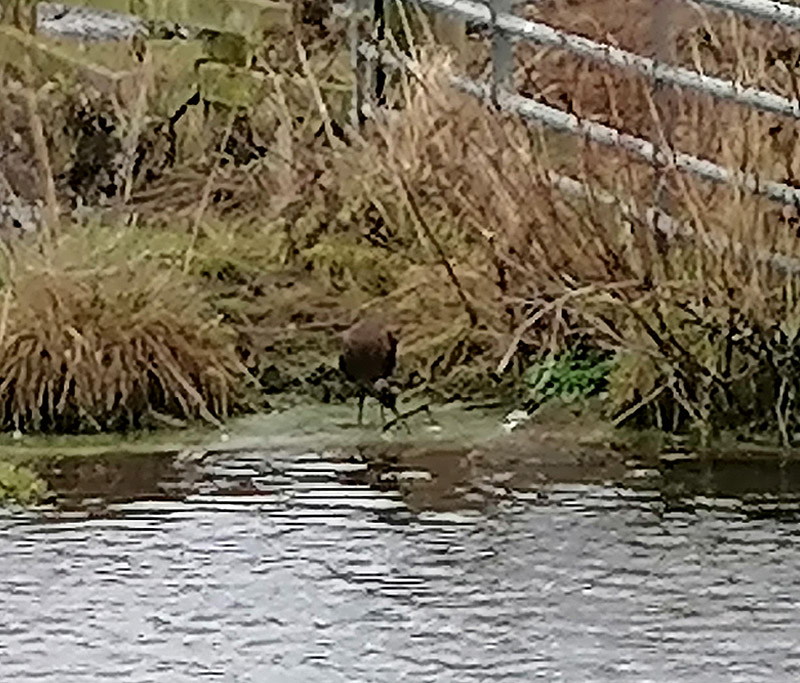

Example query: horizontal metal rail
[340,0,800,30]
[548,169,800,275]
[454,76,800,206]
[409,0,800,120]
[357,42,800,273]
[695,0,800,29]
[356,41,800,207]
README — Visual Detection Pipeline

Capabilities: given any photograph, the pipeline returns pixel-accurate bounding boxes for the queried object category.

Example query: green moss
[0,461,47,506]
[198,61,267,108]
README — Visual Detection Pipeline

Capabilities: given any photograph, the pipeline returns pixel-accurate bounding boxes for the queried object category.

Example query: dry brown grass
[108,22,800,439]
[331,41,800,443]
[0,226,253,433]
[4,3,800,441]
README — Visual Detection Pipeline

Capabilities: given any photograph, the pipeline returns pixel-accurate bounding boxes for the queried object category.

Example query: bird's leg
[381,409,412,433]
[388,399,404,423]
[381,399,411,433]
[380,403,385,425]
[357,390,365,426]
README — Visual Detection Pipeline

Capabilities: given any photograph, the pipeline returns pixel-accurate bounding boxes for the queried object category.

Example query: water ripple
[3,448,800,681]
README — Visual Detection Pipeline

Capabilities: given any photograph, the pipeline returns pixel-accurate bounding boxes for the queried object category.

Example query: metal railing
[697,0,800,28]
[347,0,800,270]
[419,0,800,120]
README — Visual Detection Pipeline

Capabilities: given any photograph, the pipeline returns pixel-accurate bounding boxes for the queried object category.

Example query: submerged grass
[0,460,47,505]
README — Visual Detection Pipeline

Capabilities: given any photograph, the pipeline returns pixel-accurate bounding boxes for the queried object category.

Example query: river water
[8,3,800,676]
[2,446,800,681]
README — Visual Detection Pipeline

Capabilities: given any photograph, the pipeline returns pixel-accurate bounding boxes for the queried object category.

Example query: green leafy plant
[523,348,615,408]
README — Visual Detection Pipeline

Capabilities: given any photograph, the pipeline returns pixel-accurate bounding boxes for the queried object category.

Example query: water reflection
[2,446,800,681]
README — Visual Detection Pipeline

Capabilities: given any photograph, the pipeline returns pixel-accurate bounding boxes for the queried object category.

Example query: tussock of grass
[0,227,253,433]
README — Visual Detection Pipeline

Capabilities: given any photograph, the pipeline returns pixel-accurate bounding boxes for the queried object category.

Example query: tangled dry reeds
[2,2,800,444]
[327,39,800,444]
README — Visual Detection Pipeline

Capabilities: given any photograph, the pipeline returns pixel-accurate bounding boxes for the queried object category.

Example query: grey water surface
[2,446,800,682]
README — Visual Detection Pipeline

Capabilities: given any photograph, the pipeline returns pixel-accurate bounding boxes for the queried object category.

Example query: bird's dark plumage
[339,319,396,382]
[339,318,399,425]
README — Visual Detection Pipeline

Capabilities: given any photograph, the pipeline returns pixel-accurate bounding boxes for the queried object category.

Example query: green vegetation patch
[524,348,615,408]
[0,461,47,506]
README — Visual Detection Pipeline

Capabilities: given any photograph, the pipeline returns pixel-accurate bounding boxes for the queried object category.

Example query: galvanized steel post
[348,0,370,127]
[374,0,387,105]
[489,0,513,108]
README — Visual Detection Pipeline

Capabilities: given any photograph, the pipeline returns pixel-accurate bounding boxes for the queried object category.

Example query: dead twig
[295,37,341,151]
[382,403,434,432]
[183,111,236,274]
[22,86,58,245]
[396,174,479,327]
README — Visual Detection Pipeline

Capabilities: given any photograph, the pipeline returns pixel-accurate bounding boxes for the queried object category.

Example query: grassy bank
[0,3,799,454]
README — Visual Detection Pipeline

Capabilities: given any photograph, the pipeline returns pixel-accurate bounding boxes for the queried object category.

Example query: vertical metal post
[432,8,467,67]
[348,0,365,128]
[651,0,676,256]
[490,0,514,109]
[374,0,387,106]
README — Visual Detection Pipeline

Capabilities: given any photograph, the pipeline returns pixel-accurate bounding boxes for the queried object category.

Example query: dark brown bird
[339,317,401,426]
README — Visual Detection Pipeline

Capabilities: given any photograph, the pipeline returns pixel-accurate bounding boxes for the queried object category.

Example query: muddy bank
[7,398,800,513]
[0,400,616,507]
[0,399,615,465]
